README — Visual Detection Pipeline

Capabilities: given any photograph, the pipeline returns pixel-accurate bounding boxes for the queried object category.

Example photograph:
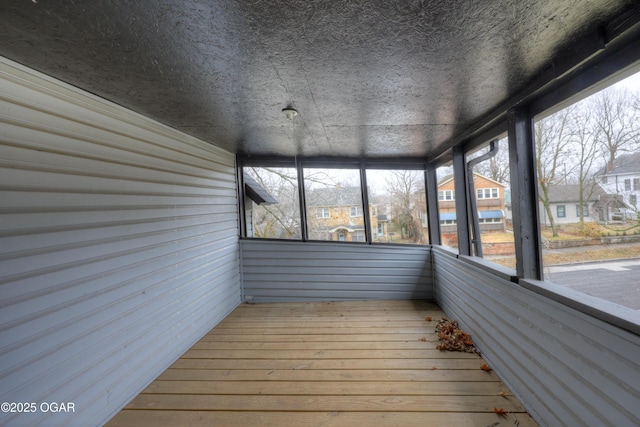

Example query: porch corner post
[425,164,441,246]
[453,146,471,256]
[508,107,543,279]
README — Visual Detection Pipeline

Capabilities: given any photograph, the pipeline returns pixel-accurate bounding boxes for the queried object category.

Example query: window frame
[556,205,566,218]
[237,156,430,246]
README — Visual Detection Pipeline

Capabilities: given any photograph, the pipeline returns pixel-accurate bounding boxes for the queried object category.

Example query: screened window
[243,167,300,240]
[532,69,640,311]
[304,168,364,242]
[437,165,457,251]
[465,136,513,259]
[366,169,428,245]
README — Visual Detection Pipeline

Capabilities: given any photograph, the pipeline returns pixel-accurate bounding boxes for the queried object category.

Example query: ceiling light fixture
[282,107,298,120]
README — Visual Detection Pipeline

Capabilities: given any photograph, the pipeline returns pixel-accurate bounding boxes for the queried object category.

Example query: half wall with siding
[433,248,640,426]
[241,239,433,302]
[0,58,241,426]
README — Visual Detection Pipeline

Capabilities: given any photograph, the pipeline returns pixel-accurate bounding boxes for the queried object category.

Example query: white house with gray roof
[596,152,640,220]
[539,183,616,225]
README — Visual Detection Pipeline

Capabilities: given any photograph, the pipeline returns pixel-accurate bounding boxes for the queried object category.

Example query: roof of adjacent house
[306,186,362,208]
[244,174,278,205]
[597,152,640,176]
[544,183,607,203]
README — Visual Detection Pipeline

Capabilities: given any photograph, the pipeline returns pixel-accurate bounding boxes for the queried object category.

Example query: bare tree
[470,137,510,185]
[567,108,599,224]
[536,106,575,237]
[590,88,640,166]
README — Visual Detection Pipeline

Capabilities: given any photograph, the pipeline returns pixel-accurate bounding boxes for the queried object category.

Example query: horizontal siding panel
[0,166,235,195]
[0,57,241,427]
[0,205,236,233]
[1,247,240,346]
[0,189,237,208]
[0,233,238,304]
[433,250,640,426]
[0,137,235,185]
[0,224,238,279]
[0,213,237,255]
[241,240,433,302]
[0,70,234,168]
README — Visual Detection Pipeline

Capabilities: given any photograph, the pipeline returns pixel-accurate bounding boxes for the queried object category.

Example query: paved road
[545,259,640,310]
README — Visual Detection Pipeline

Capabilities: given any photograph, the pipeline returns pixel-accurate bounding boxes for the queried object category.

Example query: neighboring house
[596,152,640,220]
[540,184,598,225]
[437,173,507,233]
[306,185,380,242]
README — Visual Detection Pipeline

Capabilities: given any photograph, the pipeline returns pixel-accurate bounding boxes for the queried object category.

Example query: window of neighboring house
[419,210,428,226]
[631,194,637,207]
[602,176,608,184]
[242,166,301,240]
[476,188,499,199]
[350,206,362,217]
[438,190,455,200]
[634,178,640,191]
[478,218,503,224]
[575,204,589,217]
[556,205,566,218]
[304,168,363,242]
[625,179,631,191]
[317,208,330,218]
[365,169,428,245]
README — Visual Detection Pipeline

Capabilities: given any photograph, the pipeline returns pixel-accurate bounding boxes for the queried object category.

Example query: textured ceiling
[0,0,637,159]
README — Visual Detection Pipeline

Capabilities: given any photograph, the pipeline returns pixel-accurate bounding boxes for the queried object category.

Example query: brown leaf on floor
[480,363,492,372]
[425,316,433,321]
[498,391,508,398]
[418,337,427,342]
[494,407,508,416]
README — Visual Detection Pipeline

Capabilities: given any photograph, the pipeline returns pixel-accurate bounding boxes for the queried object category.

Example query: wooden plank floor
[106,300,538,426]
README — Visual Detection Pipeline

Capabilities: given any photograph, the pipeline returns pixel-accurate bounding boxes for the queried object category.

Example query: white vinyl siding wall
[241,240,433,302]
[0,58,241,426]
[433,249,640,426]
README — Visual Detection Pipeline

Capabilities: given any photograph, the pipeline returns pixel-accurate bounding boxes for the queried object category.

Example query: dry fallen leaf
[498,391,507,398]
[494,407,508,416]
[419,337,427,342]
[480,363,492,372]
[425,316,433,321]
